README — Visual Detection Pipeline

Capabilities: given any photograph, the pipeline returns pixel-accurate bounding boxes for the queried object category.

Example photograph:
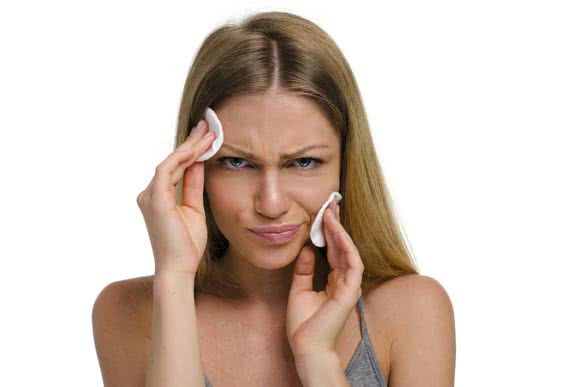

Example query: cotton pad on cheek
[195,107,224,162]
[310,191,342,247]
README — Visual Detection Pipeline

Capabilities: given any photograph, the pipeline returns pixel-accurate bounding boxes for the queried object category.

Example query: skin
[92,91,455,387]
[198,90,342,320]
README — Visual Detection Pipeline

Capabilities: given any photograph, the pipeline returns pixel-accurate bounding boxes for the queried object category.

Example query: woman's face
[202,91,342,270]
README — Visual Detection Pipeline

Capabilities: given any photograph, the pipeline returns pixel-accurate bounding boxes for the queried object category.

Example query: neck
[204,247,329,309]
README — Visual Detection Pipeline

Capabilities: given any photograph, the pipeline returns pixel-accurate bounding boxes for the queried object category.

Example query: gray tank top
[202,296,388,386]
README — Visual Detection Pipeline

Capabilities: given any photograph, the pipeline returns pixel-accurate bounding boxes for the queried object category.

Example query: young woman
[92,11,456,387]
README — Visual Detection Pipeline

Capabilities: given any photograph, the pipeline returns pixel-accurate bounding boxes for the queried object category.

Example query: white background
[1,1,583,386]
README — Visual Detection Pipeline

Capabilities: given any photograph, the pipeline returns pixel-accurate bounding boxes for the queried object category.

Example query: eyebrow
[220,144,332,159]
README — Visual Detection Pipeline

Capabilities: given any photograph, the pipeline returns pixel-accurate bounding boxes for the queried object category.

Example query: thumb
[289,244,316,296]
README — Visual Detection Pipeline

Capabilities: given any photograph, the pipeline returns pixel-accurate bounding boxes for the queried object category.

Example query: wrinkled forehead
[214,93,339,157]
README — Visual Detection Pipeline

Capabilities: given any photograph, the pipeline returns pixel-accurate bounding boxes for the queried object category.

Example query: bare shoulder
[365,274,454,324]
[372,274,453,315]
[92,275,154,387]
[367,274,456,386]
[93,275,154,331]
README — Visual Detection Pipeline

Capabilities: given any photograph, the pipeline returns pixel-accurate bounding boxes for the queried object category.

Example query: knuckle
[165,153,181,168]
[136,190,149,207]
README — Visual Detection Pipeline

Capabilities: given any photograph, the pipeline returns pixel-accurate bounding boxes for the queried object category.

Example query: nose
[253,170,291,218]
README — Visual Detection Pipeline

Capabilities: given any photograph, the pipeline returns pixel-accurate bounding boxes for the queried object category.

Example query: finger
[168,130,216,187]
[149,144,202,196]
[139,122,209,203]
[181,161,204,210]
[181,133,215,210]
[326,210,352,255]
[325,202,344,252]
[325,207,362,272]
[289,245,317,295]
[167,148,200,186]
[323,208,341,268]
[175,120,208,152]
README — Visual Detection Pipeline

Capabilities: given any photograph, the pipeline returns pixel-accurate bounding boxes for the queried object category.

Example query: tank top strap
[356,295,370,338]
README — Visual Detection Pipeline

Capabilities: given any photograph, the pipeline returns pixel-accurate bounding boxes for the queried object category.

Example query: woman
[92,11,456,387]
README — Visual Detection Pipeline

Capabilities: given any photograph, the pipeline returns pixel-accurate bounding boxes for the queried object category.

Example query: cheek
[296,186,340,223]
[204,188,242,239]
[204,176,240,219]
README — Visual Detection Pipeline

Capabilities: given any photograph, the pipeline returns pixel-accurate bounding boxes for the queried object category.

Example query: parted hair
[173,11,419,295]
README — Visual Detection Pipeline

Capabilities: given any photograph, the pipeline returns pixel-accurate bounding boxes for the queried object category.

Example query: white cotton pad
[310,191,342,247]
[195,107,224,162]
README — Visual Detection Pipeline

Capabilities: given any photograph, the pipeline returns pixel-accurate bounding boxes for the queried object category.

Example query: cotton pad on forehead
[310,191,342,247]
[195,107,224,162]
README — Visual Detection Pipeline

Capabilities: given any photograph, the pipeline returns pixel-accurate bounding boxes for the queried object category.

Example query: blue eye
[218,157,323,172]
[220,157,249,170]
[295,157,320,169]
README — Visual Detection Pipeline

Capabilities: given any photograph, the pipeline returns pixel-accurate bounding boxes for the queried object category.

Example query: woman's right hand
[137,119,216,278]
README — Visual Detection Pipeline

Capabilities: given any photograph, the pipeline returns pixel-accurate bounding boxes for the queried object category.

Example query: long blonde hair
[173,11,419,295]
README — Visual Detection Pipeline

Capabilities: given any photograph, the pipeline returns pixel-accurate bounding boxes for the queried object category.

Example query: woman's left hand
[286,200,364,358]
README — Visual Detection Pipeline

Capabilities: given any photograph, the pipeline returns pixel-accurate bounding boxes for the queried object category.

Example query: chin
[250,249,299,270]
[245,239,308,270]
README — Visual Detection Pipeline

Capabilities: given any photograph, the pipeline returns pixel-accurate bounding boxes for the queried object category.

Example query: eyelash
[217,156,324,172]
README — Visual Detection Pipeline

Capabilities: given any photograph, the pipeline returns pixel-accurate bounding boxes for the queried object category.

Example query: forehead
[213,92,339,155]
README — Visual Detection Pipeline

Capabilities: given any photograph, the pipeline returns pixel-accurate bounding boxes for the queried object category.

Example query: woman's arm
[145,272,206,387]
[295,351,351,387]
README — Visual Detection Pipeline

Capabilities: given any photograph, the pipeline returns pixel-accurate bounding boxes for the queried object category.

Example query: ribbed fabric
[202,296,387,386]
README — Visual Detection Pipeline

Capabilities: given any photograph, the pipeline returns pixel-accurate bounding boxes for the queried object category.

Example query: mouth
[249,225,301,244]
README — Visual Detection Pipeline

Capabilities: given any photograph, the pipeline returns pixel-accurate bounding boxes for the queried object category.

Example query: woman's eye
[218,157,323,172]
[222,157,250,169]
[294,157,321,169]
